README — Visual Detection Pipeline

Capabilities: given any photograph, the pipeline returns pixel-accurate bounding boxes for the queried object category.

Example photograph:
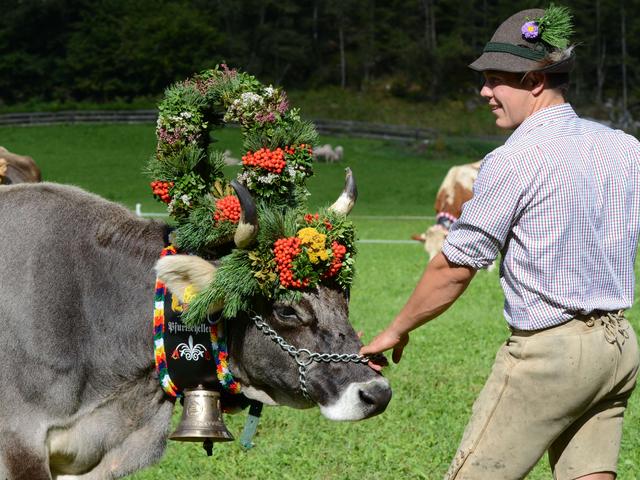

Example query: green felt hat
[470,5,575,73]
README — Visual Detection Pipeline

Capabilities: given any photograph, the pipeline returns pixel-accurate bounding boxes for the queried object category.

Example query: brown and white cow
[0,146,42,184]
[412,161,481,261]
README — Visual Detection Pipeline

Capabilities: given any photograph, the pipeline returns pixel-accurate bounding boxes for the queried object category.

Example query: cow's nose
[358,379,392,417]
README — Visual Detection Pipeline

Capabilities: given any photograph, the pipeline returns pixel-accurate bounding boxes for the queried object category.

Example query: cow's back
[0,183,165,415]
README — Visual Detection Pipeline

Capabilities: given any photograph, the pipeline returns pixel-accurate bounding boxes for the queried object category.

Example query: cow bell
[170,386,234,455]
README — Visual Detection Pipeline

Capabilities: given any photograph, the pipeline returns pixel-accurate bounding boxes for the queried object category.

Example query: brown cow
[413,161,482,261]
[0,146,42,184]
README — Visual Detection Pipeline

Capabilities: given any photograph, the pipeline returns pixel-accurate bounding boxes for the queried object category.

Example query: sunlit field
[2,124,639,479]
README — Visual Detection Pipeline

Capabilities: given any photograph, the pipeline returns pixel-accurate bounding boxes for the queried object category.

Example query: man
[361,6,640,480]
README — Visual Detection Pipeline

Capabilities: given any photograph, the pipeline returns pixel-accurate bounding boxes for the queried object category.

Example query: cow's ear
[155,255,217,304]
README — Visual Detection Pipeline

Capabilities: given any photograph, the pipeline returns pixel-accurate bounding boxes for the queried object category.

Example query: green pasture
[2,124,640,479]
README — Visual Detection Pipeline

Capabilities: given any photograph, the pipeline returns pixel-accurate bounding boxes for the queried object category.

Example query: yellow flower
[183,284,197,304]
[171,284,197,312]
[297,227,328,264]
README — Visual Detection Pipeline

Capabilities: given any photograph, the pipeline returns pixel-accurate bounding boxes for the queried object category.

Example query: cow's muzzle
[319,377,392,421]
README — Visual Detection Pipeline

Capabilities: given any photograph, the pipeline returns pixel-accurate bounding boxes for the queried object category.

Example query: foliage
[0,1,638,109]
[538,3,575,50]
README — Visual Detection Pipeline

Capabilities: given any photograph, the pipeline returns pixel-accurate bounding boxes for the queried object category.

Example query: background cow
[0,182,390,480]
[412,161,481,261]
[0,146,42,184]
[313,144,344,163]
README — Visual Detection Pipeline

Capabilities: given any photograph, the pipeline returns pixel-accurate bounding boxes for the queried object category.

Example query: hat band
[483,42,546,61]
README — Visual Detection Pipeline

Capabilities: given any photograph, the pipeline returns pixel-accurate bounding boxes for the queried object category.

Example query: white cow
[313,144,344,163]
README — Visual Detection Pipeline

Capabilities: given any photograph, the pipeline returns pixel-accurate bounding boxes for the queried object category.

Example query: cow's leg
[0,431,52,480]
[52,402,172,480]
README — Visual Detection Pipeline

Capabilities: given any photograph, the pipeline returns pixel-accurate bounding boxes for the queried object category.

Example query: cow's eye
[274,305,298,321]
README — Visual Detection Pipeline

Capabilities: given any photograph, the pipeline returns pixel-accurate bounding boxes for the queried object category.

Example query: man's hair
[545,72,570,94]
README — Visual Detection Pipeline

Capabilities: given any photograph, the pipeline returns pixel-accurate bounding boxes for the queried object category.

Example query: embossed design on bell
[169,386,234,449]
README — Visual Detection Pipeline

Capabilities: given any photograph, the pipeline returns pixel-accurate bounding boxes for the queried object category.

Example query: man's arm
[360,252,476,366]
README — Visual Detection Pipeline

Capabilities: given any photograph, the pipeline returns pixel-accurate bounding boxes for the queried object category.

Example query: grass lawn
[1,124,639,479]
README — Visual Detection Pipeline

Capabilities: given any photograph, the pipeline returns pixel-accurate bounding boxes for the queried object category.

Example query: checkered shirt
[442,103,640,330]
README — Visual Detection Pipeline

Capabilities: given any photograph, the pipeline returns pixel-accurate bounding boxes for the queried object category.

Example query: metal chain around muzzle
[251,314,369,401]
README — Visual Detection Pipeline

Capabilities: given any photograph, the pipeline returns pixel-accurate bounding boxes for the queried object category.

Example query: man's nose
[480,83,492,98]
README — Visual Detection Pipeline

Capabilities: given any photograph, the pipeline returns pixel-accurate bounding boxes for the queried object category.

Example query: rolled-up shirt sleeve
[441,152,524,270]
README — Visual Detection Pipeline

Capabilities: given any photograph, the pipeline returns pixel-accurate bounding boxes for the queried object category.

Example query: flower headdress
[147,65,357,326]
[521,4,574,50]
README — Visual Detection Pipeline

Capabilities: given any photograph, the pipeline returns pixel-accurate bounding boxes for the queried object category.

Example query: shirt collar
[506,103,577,145]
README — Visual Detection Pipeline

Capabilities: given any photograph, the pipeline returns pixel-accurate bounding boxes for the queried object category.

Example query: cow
[313,144,344,163]
[222,149,241,166]
[0,146,42,184]
[412,161,482,261]
[0,181,391,479]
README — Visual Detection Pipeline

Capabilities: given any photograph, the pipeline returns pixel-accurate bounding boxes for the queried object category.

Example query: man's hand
[360,328,410,370]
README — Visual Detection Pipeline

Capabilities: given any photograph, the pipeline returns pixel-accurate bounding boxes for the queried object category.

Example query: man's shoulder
[574,117,640,153]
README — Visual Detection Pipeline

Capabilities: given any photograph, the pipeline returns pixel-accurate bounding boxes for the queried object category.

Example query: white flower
[264,86,275,96]
[237,172,253,188]
[180,111,193,119]
[167,198,176,215]
[240,92,263,105]
[258,173,279,185]
[180,194,191,206]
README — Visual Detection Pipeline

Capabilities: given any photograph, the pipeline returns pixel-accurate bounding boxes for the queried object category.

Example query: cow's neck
[82,219,168,395]
[222,313,281,406]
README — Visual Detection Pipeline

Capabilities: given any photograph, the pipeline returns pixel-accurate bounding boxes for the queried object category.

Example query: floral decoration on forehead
[146,64,357,325]
[521,4,574,50]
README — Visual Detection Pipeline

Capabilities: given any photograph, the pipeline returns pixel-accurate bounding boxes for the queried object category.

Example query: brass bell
[170,386,234,454]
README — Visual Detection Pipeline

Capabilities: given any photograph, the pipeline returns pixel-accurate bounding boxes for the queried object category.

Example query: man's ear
[529,72,545,96]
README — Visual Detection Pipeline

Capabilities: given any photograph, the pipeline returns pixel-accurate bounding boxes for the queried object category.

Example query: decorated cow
[0,146,42,184]
[0,65,390,479]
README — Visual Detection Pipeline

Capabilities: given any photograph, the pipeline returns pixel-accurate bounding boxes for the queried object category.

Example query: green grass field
[2,124,640,479]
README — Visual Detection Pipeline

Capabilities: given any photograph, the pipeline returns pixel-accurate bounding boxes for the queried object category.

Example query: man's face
[480,71,533,130]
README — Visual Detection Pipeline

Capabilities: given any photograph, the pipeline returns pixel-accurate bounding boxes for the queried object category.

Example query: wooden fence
[0,110,435,142]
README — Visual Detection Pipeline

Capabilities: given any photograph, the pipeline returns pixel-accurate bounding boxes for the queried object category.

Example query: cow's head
[156,173,391,421]
[423,225,448,261]
[0,147,42,184]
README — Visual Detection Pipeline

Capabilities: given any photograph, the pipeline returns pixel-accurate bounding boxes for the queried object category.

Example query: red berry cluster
[324,242,347,278]
[273,237,309,289]
[242,147,286,174]
[284,143,312,155]
[213,195,241,224]
[151,181,174,203]
[304,213,333,231]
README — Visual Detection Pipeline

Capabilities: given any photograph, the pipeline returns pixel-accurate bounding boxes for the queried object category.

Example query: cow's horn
[328,167,357,216]
[231,180,259,249]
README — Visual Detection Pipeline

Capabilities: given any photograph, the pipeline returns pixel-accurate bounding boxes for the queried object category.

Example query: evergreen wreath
[146,64,357,326]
